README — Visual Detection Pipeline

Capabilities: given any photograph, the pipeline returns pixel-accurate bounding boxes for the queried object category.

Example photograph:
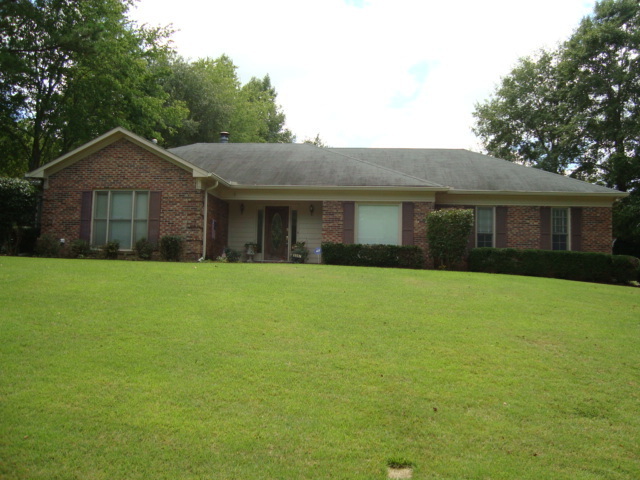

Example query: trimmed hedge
[321,243,425,269]
[469,248,640,284]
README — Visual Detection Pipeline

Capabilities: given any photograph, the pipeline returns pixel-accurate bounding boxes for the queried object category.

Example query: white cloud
[130,0,596,148]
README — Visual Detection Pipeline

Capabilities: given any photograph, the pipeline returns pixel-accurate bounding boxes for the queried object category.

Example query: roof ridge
[325,147,445,188]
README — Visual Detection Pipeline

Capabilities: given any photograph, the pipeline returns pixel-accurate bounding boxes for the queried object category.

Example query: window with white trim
[92,191,149,249]
[476,207,494,247]
[552,208,569,251]
[356,204,400,245]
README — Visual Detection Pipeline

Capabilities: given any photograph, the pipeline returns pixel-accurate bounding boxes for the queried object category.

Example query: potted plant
[244,242,258,262]
[291,241,309,263]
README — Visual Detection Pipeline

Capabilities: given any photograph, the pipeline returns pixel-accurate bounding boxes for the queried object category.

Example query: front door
[264,206,289,261]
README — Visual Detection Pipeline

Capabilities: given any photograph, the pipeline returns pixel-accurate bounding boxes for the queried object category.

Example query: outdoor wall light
[240,203,245,215]
[309,204,314,215]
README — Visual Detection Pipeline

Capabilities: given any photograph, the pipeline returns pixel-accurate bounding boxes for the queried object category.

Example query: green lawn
[1,257,639,479]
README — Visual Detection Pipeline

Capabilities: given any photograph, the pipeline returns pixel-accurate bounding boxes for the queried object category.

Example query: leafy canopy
[473,0,640,256]
[159,55,294,147]
[0,0,186,174]
[473,0,640,192]
[0,2,295,176]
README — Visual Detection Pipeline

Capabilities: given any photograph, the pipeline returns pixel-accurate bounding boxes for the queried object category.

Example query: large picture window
[92,191,149,249]
[552,208,569,251]
[476,207,494,247]
[356,204,400,245]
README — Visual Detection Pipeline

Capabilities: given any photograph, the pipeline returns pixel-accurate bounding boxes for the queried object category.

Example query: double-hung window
[476,207,494,247]
[92,191,149,249]
[551,208,569,251]
[356,204,400,245]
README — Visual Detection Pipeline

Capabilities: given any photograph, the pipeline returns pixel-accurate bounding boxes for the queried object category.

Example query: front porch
[225,200,323,263]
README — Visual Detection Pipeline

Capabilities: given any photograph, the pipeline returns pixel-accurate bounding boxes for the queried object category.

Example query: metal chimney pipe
[219,132,230,143]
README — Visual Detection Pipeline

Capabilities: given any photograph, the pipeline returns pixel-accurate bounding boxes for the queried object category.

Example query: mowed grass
[0,257,639,480]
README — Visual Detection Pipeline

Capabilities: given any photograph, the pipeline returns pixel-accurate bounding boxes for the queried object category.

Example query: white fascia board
[446,189,627,198]
[214,185,441,202]
[438,191,625,207]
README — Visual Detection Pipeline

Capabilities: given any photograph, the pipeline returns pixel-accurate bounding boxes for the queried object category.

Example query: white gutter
[201,178,219,260]
[444,189,628,198]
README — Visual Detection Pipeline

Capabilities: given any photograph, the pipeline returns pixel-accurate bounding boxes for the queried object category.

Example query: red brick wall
[321,201,344,243]
[41,139,205,260]
[206,193,229,259]
[419,203,614,257]
[582,207,612,253]
[506,206,541,250]
[413,202,434,254]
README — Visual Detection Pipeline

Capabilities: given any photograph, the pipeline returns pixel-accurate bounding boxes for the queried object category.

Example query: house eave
[447,189,628,198]
[224,183,448,192]
[26,127,213,181]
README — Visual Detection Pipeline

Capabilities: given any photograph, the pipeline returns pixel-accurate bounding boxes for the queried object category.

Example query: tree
[303,133,329,148]
[561,0,640,192]
[473,50,585,175]
[160,56,293,146]
[474,0,640,188]
[159,55,239,146]
[473,0,640,256]
[0,0,186,174]
[230,75,293,143]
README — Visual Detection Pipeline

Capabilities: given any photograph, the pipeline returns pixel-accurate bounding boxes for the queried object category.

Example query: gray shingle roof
[332,148,619,194]
[168,143,439,188]
[167,143,622,195]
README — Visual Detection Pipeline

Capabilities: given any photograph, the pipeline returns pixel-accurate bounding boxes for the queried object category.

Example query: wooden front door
[264,206,289,261]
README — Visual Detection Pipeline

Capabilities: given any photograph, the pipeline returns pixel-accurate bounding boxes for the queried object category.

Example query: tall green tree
[473,0,640,254]
[472,50,585,175]
[230,75,293,143]
[160,55,293,146]
[0,0,186,175]
[474,0,639,187]
[561,0,640,192]
[160,55,239,146]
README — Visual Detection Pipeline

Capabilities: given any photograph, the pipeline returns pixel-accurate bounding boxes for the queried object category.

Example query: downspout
[201,177,219,260]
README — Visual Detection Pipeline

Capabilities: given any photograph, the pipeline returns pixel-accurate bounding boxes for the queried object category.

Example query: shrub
[160,235,184,261]
[224,247,241,263]
[2,225,39,255]
[426,209,474,269]
[134,238,154,260]
[469,248,640,284]
[69,239,91,258]
[101,240,120,259]
[35,234,60,257]
[321,243,425,269]
[0,177,38,253]
[611,255,640,283]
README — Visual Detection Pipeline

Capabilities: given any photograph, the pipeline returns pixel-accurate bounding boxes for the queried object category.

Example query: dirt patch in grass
[387,466,413,479]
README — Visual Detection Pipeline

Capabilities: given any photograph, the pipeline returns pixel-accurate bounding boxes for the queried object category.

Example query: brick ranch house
[27,127,626,263]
